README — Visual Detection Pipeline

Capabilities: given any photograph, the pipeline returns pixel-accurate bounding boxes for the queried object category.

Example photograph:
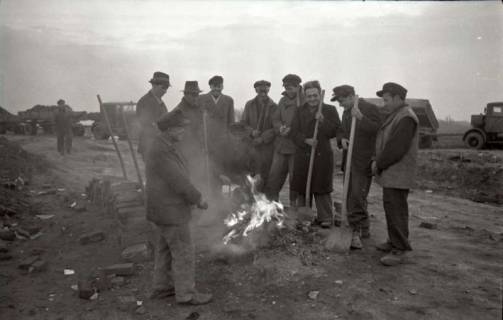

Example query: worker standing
[54,99,73,155]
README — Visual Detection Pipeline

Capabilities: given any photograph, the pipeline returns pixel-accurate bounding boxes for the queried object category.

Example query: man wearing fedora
[265,74,303,205]
[173,81,205,183]
[136,71,170,159]
[241,80,277,192]
[372,82,418,266]
[331,85,381,249]
[198,75,235,195]
[145,108,212,305]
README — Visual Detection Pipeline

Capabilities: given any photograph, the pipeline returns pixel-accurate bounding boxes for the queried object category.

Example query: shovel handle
[341,96,359,217]
[305,90,325,204]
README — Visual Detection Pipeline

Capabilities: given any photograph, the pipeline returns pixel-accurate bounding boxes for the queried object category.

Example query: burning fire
[223,175,285,245]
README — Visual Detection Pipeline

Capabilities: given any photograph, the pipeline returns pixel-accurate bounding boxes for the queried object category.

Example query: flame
[223,175,285,244]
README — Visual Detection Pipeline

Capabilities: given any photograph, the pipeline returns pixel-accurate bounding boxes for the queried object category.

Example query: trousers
[383,188,412,251]
[265,151,297,205]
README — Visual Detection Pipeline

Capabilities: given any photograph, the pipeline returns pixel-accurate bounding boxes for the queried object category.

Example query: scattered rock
[419,222,437,230]
[103,263,135,276]
[18,256,40,270]
[121,242,153,263]
[29,260,48,273]
[37,189,57,196]
[110,276,125,287]
[79,231,105,245]
[308,291,319,300]
[135,306,146,315]
[36,214,54,220]
[408,289,418,295]
[185,312,200,320]
[0,229,15,241]
[78,280,95,300]
[0,252,13,261]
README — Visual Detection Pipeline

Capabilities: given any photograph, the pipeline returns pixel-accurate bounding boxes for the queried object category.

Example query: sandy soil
[1,135,502,320]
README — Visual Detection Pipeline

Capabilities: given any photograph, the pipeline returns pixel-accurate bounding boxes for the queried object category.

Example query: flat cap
[157,109,190,132]
[282,74,302,87]
[254,80,271,88]
[330,85,355,102]
[376,82,407,99]
[209,75,224,86]
[149,71,171,86]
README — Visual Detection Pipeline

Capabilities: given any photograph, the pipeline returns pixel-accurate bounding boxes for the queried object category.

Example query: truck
[463,102,503,149]
[365,98,439,148]
[17,105,86,136]
[91,101,140,140]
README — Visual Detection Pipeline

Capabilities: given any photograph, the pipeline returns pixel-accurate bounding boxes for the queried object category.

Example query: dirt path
[1,135,502,320]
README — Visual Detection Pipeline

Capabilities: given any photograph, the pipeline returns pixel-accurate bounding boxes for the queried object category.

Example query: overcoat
[290,102,342,194]
[136,91,168,157]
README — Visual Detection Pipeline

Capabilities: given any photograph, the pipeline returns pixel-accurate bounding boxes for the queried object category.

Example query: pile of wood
[86,176,151,247]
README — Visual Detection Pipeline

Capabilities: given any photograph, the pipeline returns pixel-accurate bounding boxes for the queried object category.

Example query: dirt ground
[1,135,502,320]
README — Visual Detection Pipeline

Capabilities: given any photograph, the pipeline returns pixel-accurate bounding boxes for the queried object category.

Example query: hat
[209,75,223,86]
[181,81,202,93]
[157,109,190,132]
[57,99,65,105]
[253,80,271,88]
[376,82,407,99]
[282,74,302,87]
[149,71,171,87]
[330,85,355,102]
[303,80,321,92]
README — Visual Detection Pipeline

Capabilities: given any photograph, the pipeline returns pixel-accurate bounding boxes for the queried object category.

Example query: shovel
[324,95,360,252]
[296,90,325,223]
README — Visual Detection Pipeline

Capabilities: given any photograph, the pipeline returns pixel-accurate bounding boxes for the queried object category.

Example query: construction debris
[79,231,106,245]
[103,263,135,276]
[121,242,153,263]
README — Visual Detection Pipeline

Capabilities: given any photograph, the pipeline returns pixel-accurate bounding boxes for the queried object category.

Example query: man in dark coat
[136,71,170,159]
[331,85,381,249]
[265,74,303,205]
[173,81,205,185]
[372,82,419,266]
[54,99,73,155]
[290,81,342,228]
[198,75,235,195]
[146,109,212,305]
[241,80,277,192]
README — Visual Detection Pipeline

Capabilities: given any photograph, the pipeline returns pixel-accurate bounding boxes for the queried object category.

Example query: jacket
[272,93,302,154]
[145,134,202,225]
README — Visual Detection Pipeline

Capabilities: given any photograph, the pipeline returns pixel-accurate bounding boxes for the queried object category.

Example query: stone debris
[79,231,106,245]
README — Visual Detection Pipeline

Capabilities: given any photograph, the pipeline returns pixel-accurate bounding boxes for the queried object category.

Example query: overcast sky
[1,0,502,120]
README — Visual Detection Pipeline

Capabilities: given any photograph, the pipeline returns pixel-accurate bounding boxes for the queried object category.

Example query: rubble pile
[0,136,49,182]
[86,177,150,246]
[417,151,503,204]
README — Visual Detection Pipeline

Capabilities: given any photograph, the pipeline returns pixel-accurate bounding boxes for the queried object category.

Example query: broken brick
[79,231,105,245]
[103,263,135,276]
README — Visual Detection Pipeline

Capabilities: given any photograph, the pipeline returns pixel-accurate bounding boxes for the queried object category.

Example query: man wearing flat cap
[371,82,418,266]
[198,75,235,195]
[173,81,206,183]
[241,80,278,191]
[136,71,170,159]
[265,74,304,206]
[331,85,381,249]
[145,109,212,305]
[290,81,342,228]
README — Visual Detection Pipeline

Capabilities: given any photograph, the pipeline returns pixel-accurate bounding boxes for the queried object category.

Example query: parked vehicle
[91,101,139,140]
[463,102,503,149]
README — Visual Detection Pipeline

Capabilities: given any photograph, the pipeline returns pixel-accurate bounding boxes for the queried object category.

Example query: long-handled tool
[120,105,144,195]
[297,90,325,222]
[202,110,211,196]
[97,95,127,180]
[324,95,360,252]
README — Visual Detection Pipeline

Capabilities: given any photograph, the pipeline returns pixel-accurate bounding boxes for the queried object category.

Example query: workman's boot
[375,241,393,252]
[380,250,409,266]
[178,292,213,305]
[350,231,363,250]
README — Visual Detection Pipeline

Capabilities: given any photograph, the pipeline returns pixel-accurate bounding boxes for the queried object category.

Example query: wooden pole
[202,110,211,196]
[341,95,359,218]
[305,89,325,207]
[97,95,128,180]
[120,105,144,194]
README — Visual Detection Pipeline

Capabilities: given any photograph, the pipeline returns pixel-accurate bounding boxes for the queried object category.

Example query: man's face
[255,86,269,99]
[284,85,299,99]
[210,84,223,96]
[305,88,320,107]
[382,92,402,110]
[337,95,354,110]
[152,84,169,98]
[184,92,199,105]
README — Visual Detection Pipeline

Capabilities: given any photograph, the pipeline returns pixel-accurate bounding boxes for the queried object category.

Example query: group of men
[138,71,419,305]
